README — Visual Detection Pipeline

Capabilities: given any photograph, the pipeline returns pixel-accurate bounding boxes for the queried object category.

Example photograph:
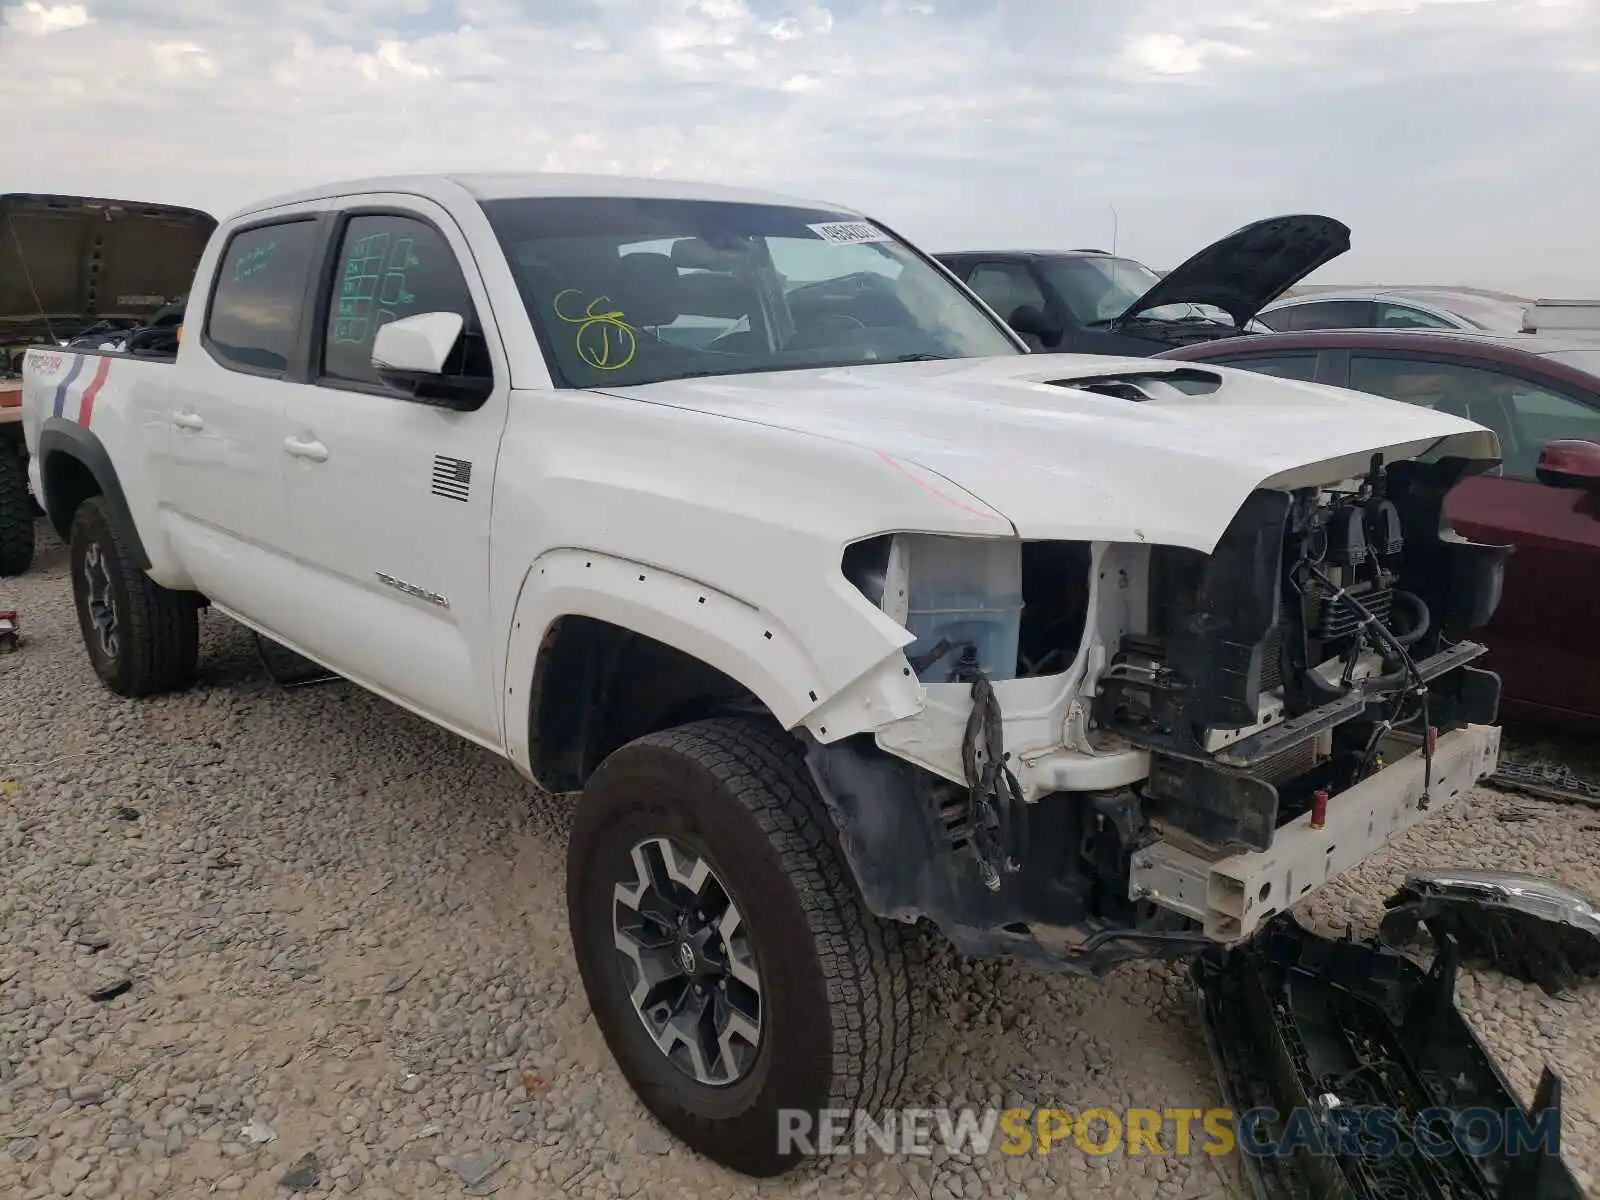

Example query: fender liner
[37,417,150,570]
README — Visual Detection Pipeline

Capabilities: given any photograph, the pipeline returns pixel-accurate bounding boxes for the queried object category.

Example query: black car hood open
[1,192,215,344]
[1111,213,1351,331]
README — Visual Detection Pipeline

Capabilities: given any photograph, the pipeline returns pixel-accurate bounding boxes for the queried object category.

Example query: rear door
[159,210,327,623]
[277,196,511,743]
[1340,351,1600,722]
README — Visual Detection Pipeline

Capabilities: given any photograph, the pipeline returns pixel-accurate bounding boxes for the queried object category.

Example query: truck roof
[235,172,859,221]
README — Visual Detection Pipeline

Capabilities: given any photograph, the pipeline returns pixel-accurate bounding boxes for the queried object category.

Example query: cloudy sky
[4,0,1597,295]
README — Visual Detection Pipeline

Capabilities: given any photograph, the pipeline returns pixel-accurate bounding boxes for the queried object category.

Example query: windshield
[479,197,1020,388]
[1037,256,1229,326]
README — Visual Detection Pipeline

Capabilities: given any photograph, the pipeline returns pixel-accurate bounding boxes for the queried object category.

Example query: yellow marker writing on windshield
[553,289,637,371]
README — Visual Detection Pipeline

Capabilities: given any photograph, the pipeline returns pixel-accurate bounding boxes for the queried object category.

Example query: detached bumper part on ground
[1380,868,1600,998]
[1196,913,1586,1200]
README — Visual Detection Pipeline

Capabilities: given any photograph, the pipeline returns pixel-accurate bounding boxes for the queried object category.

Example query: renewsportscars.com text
[776,1105,1562,1160]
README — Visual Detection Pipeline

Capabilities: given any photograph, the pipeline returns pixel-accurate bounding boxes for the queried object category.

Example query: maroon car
[1156,328,1600,730]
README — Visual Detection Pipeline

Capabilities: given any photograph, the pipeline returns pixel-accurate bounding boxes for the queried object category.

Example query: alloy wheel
[611,835,763,1087]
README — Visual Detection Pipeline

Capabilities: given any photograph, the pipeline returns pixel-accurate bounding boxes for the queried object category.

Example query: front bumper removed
[1194,913,1584,1199]
[1131,723,1501,941]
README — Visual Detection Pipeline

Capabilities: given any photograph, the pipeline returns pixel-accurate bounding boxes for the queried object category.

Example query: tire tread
[0,444,34,577]
[630,717,922,1119]
[70,497,198,696]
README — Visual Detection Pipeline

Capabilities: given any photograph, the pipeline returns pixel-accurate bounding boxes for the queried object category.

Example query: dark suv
[936,214,1350,356]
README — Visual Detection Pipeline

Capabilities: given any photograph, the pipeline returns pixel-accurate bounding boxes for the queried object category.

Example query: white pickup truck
[22,172,1511,1175]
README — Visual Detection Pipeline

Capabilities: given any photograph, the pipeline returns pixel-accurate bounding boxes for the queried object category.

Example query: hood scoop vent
[1045,366,1223,402]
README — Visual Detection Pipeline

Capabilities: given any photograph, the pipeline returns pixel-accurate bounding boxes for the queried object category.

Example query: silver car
[1257,287,1529,334]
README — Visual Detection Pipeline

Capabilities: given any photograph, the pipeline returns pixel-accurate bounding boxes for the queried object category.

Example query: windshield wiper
[895,353,950,362]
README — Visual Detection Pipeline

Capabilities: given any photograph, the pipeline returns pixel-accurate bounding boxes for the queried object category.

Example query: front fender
[499,548,927,776]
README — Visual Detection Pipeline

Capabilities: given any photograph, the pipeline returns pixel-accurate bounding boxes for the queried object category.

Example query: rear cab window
[204,220,321,375]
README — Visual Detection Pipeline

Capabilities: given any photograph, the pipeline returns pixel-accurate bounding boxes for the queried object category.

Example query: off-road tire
[568,716,922,1177]
[0,439,34,577]
[68,496,199,696]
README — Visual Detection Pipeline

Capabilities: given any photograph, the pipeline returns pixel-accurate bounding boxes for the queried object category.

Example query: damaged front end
[810,447,1512,975]
[1095,451,1510,942]
[1194,913,1584,1199]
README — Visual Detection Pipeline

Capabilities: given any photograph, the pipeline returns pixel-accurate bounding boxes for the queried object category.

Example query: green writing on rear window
[230,241,276,282]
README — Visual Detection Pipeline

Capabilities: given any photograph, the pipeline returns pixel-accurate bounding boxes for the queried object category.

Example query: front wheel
[567,716,921,1177]
[68,497,199,696]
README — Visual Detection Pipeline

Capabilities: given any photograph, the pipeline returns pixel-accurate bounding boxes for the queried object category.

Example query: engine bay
[1089,453,1508,852]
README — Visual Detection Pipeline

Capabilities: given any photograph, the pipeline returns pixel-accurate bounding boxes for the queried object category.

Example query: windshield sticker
[806,221,892,246]
[553,289,637,371]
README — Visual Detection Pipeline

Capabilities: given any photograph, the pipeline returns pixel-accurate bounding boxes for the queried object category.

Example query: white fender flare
[499,548,926,776]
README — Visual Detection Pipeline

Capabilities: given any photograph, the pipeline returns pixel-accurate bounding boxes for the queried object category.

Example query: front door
[278,198,511,744]
[1343,352,1600,723]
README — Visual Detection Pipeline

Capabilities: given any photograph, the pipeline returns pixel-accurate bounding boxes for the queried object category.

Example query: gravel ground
[3,523,1598,1200]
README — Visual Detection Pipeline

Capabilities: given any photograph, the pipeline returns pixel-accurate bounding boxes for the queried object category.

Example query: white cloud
[3,1,88,35]
[1307,0,1498,18]
[1117,32,1250,75]
[152,40,216,78]
[0,0,1595,294]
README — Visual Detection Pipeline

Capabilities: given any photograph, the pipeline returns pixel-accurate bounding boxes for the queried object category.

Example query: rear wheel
[0,436,34,577]
[567,716,921,1176]
[68,497,199,696]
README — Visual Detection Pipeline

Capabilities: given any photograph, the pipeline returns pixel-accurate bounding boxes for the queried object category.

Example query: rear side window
[206,220,320,374]
[321,213,486,387]
[1211,352,1320,382]
[1286,300,1373,331]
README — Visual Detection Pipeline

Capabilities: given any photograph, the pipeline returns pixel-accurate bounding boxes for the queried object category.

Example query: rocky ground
[3,526,1598,1199]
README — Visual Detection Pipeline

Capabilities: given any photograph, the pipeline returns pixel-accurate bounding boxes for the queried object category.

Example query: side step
[252,631,340,688]
[1192,913,1584,1199]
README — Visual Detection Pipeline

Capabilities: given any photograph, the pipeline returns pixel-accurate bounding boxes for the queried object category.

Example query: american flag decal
[431,455,472,502]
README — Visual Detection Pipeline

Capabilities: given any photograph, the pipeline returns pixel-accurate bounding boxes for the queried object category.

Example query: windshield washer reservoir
[899,534,1022,682]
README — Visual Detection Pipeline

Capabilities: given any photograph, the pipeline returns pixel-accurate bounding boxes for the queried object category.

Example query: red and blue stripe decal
[50,354,87,418]
[49,354,112,427]
[78,357,112,426]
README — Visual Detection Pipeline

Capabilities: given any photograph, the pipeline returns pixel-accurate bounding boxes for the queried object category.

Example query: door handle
[283,436,329,463]
[170,411,204,431]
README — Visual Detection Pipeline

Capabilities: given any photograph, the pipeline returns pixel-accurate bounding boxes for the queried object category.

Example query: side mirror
[1535,440,1600,489]
[1006,303,1062,348]
[372,312,492,410]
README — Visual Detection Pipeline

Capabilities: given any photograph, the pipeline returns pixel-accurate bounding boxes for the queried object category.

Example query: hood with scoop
[1109,213,1350,333]
[1,192,215,351]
